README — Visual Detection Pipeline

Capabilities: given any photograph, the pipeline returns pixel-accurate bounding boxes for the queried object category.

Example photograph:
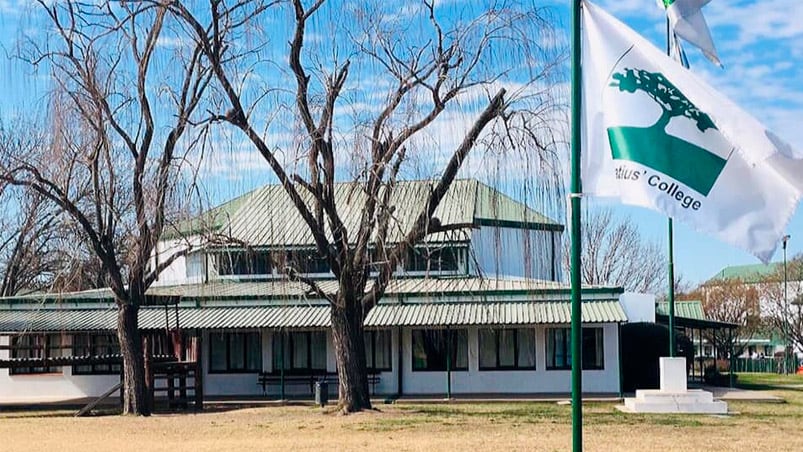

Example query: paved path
[704,386,784,403]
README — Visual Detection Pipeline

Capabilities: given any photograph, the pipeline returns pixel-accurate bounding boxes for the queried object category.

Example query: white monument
[618,357,728,414]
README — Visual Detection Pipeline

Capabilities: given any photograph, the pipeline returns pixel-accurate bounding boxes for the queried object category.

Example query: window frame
[411,329,468,372]
[546,327,605,371]
[271,331,328,375]
[364,329,392,372]
[478,328,536,371]
[72,332,121,375]
[10,333,64,375]
[208,331,262,374]
[405,246,462,273]
[215,249,273,276]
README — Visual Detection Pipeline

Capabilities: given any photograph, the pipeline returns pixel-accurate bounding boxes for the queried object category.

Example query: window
[582,328,604,370]
[10,334,63,375]
[365,330,392,372]
[412,329,468,371]
[209,331,262,373]
[216,250,272,276]
[405,247,460,272]
[479,328,536,370]
[272,331,327,374]
[285,250,330,274]
[72,333,121,375]
[546,327,604,370]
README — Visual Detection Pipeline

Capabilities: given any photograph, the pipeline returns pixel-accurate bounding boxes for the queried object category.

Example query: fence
[732,356,801,374]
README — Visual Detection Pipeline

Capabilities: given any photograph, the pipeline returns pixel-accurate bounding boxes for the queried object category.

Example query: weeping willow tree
[158,0,565,413]
[0,1,216,415]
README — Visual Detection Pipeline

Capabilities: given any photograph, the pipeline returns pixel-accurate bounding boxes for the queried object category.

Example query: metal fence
[732,357,801,374]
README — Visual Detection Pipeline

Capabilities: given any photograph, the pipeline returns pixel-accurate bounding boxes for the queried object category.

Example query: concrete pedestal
[618,357,728,414]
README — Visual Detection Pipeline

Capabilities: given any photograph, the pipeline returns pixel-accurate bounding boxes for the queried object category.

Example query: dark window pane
[547,328,570,370]
[365,332,374,368]
[411,329,468,371]
[310,332,327,371]
[375,330,391,370]
[405,247,461,272]
[229,333,246,370]
[517,329,536,369]
[498,330,516,368]
[272,333,290,371]
[412,330,445,371]
[210,333,227,372]
[452,330,468,370]
[292,333,309,369]
[246,332,262,371]
[478,329,496,369]
[582,328,604,370]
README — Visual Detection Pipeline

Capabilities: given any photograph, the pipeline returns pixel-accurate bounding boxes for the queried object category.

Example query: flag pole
[665,16,677,359]
[570,0,584,451]
[668,218,676,356]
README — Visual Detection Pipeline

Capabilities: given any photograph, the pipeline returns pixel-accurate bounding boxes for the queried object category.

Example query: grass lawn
[2,375,803,452]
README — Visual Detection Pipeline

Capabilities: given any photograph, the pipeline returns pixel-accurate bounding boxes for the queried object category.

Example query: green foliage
[610,68,717,132]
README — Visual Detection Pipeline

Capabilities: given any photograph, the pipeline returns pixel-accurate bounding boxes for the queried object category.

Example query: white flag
[581,0,802,262]
[663,0,721,67]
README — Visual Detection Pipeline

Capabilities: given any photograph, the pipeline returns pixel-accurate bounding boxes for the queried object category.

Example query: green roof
[709,263,782,284]
[163,179,562,246]
[655,300,705,321]
[0,299,625,333]
[0,277,622,306]
[163,190,252,240]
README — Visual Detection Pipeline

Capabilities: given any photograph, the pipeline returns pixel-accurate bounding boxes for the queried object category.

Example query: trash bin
[314,380,328,407]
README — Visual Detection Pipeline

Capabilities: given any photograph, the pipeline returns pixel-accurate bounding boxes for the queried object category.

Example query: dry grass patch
[3,383,803,451]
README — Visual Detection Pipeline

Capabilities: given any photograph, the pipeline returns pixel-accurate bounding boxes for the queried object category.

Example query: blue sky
[0,0,800,286]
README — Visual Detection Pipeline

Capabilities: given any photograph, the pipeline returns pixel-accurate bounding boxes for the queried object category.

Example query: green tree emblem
[605,67,726,196]
[610,68,717,133]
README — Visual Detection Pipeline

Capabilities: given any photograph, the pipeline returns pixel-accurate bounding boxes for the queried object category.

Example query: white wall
[400,324,620,395]
[471,227,559,281]
[151,236,205,287]
[619,292,655,323]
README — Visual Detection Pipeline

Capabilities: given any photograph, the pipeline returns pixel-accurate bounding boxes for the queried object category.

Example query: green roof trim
[0,277,622,306]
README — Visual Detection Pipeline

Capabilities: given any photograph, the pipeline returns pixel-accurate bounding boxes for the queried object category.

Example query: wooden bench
[257,371,381,396]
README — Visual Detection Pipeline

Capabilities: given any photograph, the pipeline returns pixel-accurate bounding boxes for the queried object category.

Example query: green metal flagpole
[668,218,676,357]
[570,0,584,451]
[664,16,679,359]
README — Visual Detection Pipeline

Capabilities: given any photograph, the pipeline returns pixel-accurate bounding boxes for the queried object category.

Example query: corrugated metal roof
[1,277,621,305]
[175,179,560,246]
[0,309,118,332]
[0,299,626,332]
[0,305,332,332]
[363,300,627,326]
[655,300,706,321]
[708,262,782,284]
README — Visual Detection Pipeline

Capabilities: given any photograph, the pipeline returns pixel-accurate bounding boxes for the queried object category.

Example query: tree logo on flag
[606,68,727,196]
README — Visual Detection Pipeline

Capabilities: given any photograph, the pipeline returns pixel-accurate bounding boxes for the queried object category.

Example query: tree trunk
[117,302,150,416]
[330,295,371,413]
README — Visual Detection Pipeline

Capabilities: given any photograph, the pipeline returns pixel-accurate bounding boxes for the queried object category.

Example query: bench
[257,371,381,396]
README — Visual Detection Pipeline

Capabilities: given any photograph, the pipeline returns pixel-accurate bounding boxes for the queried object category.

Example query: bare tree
[166,0,563,412]
[759,256,803,355]
[0,1,214,415]
[691,278,762,358]
[565,208,665,294]
[0,187,62,296]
